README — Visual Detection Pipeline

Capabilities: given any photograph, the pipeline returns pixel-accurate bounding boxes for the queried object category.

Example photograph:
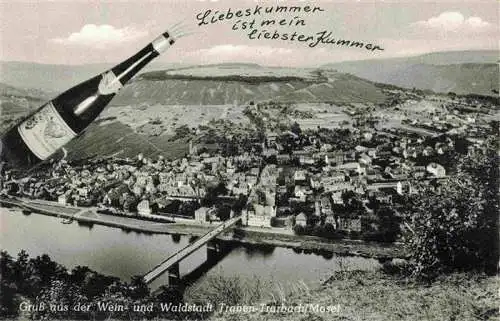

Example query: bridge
[143,215,242,285]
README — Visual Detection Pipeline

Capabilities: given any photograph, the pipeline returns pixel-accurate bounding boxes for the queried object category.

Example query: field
[102,104,249,136]
[292,103,352,130]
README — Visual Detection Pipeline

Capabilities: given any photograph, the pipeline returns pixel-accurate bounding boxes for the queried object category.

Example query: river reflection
[0,208,380,290]
[171,234,181,243]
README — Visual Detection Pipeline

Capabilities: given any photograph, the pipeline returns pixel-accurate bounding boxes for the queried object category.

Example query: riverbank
[1,196,406,259]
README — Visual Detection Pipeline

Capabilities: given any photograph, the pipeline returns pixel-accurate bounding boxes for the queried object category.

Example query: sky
[0,0,497,66]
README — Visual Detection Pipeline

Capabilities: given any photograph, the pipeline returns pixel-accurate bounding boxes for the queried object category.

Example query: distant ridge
[323,50,499,96]
[1,50,497,95]
[331,50,499,66]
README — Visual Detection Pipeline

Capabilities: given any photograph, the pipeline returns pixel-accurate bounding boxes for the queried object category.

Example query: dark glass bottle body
[0,32,174,170]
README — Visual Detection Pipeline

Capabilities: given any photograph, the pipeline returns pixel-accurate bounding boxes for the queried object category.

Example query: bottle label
[98,70,123,95]
[18,102,77,160]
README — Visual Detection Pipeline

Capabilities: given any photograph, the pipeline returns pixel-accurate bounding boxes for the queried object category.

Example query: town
[1,89,497,244]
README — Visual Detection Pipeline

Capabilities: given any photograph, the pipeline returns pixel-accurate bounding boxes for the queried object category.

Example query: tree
[30,254,67,290]
[293,224,305,235]
[0,251,19,317]
[457,134,498,275]
[128,276,149,300]
[202,182,227,207]
[231,194,248,214]
[173,125,191,140]
[216,204,232,221]
[178,201,200,218]
[342,191,365,216]
[403,135,498,279]
[290,122,302,136]
[375,206,401,243]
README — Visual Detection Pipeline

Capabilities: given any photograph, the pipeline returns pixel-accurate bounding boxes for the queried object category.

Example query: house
[132,184,144,196]
[245,207,273,228]
[58,191,72,205]
[397,181,412,195]
[363,132,374,141]
[339,162,358,171]
[320,196,333,215]
[77,187,89,198]
[299,155,315,165]
[315,200,321,216]
[337,216,361,232]
[423,146,436,157]
[249,167,260,176]
[357,163,367,176]
[373,191,393,204]
[276,154,291,164]
[195,207,209,223]
[359,153,372,166]
[426,163,446,178]
[385,167,407,180]
[295,212,308,227]
[331,191,343,205]
[122,193,139,212]
[355,145,368,153]
[376,150,392,159]
[104,184,130,207]
[328,171,346,183]
[320,143,333,152]
[367,149,377,158]
[232,186,249,196]
[294,185,310,202]
[310,177,322,189]
[325,214,337,228]
[323,181,354,193]
[366,168,382,182]
[293,150,311,157]
[253,204,276,217]
[137,199,151,215]
[263,147,278,157]
[266,132,279,145]
[294,170,307,183]
[325,151,344,166]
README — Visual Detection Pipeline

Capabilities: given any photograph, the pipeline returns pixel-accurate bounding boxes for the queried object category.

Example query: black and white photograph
[0,0,498,320]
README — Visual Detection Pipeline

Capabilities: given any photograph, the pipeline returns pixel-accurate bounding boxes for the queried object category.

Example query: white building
[426,163,446,178]
[137,199,151,215]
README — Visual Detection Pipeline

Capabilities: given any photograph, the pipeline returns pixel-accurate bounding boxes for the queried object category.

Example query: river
[0,208,380,290]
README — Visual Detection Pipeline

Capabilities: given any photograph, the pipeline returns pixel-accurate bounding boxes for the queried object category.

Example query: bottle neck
[109,32,175,87]
[72,32,175,116]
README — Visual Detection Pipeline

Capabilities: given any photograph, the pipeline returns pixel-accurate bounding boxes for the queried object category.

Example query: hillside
[207,271,498,321]
[324,50,499,96]
[65,120,190,161]
[111,66,387,106]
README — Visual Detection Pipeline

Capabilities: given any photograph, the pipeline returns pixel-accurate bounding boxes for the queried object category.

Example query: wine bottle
[0,30,176,170]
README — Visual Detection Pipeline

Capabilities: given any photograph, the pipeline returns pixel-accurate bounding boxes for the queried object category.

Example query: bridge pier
[182,239,233,285]
[207,239,224,262]
[167,262,180,287]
